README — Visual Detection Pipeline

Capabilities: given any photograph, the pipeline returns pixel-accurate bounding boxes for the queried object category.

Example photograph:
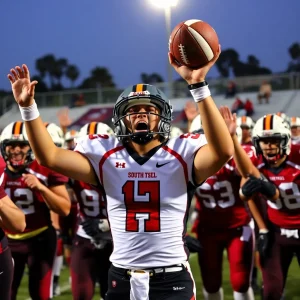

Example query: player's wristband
[19,101,40,121]
[259,229,269,234]
[189,84,211,103]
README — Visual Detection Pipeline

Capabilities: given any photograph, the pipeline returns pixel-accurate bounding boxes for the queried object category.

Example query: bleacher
[0,90,299,130]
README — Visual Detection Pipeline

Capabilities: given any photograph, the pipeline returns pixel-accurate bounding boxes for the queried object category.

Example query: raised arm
[219,106,260,178]
[169,47,234,184]
[7,65,97,185]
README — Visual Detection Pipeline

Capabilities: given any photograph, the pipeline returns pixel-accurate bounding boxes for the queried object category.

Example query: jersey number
[123,181,160,232]
[196,180,235,208]
[80,189,106,217]
[5,188,35,215]
[268,182,300,210]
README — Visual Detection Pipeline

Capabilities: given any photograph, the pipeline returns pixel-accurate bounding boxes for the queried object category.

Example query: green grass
[16,253,300,299]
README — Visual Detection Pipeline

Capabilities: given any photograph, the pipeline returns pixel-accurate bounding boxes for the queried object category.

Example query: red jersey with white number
[0,160,68,236]
[72,180,108,239]
[194,146,255,231]
[75,133,207,268]
[258,159,300,228]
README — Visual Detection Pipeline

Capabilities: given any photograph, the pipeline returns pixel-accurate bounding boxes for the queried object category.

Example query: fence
[1,72,300,113]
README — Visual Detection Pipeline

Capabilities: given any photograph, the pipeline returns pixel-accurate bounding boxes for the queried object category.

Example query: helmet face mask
[252,114,291,163]
[113,84,172,145]
[0,122,34,169]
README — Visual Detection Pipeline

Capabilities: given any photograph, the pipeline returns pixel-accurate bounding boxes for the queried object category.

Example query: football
[169,19,219,69]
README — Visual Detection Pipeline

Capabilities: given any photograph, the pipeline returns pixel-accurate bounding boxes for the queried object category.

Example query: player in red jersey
[0,185,25,300]
[0,121,70,300]
[236,116,255,146]
[70,122,113,300]
[191,107,257,300]
[240,114,300,299]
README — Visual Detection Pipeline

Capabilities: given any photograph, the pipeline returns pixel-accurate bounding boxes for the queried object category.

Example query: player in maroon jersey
[0,121,70,300]
[240,113,300,299]
[70,122,113,300]
[0,185,25,300]
[191,107,258,300]
[236,116,255,146]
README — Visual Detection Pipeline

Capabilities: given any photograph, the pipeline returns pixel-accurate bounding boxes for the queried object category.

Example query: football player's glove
[82,218,110,238]
[185,235,201,253]
[90,237,111,250]
[257,230,271,265]
[240,175,277,199]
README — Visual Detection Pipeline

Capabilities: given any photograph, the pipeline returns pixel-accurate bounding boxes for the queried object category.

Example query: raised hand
[7,64,38,107]
[219,106,237,136]
[168,45,221,85]
[184,101,199,122]
[57,108,72,129]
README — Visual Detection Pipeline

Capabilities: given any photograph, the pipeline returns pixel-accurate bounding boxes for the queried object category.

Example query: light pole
[149,0,179,98]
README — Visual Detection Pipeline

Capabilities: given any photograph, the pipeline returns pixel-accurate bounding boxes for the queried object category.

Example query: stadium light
[150,0,178,8]
[149,0,179,97]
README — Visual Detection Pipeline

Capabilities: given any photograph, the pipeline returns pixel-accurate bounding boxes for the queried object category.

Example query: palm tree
[35,57,48,79]
[65,65,80,87]
[42,54,56,89]
[52,58,68,86]
[91,67,115,88]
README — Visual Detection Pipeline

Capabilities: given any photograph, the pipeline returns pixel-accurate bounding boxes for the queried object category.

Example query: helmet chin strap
[130,132,154,145]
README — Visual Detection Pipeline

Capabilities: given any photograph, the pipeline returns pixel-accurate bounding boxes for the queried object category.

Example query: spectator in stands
[225,80,237,98]
[231,97,246,116]
[257,80,272,104]
[70,94,86,108]
[244,99,254,116]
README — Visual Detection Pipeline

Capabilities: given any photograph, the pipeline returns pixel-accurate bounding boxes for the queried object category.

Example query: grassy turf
[16,253,300,299]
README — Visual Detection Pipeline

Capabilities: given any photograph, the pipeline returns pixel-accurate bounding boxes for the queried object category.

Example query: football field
[16,252,300,300]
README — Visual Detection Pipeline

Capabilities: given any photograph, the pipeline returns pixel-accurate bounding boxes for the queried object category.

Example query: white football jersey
[75,133,207,268]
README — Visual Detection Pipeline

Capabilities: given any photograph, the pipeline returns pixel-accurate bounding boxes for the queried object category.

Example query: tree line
[2,42,300,94]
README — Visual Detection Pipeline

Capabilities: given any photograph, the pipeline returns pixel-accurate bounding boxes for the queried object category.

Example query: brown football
[169,19,219,68]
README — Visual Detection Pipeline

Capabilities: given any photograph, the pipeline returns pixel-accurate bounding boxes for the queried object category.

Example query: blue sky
[0,0,299,91]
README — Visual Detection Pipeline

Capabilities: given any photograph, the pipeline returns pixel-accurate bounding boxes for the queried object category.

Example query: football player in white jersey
[7,48,234,299]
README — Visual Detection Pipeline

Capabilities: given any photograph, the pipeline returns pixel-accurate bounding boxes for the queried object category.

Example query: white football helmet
[64,129,80,150]
[79,122,114,136]
[170,126,183,138]
[290,116,300,128]
[189,115,202,133]
[276,112,291,128]
[252,114,291,158]
[65,130,80,142]
[0,121,34,167]
[45,123,64,147]
[236,116,255,130]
